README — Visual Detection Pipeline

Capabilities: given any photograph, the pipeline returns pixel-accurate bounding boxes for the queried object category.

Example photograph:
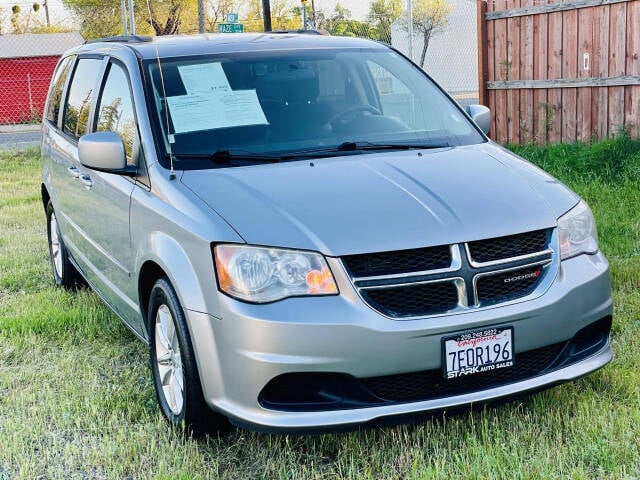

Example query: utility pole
[302,0,307,30]
[43,0,50,27]
[262,0,272,31]
[407,0,413,61]
[128,0,135,34]
[121,0,128,35]
[198,0,204,33]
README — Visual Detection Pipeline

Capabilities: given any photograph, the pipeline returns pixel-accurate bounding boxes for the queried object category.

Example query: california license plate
[443,327,514,379]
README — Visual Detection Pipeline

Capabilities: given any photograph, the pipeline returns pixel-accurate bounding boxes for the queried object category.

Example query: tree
[314,3,348,32]
[367,0,402,43]
[404,0,451,68]
[10,5,21,33]
[62,0,198,39]
[8,2,67,33]
[244,0,301,32]
[145,0,197,35]
[97,97,122,132]
[314,4,371,38]
[9,4,39,33]
[205,0,235,32]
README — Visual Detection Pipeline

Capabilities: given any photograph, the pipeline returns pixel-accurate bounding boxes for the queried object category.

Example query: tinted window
[63,58,103,139]
[96,63,139,163]
[45,56,74,124]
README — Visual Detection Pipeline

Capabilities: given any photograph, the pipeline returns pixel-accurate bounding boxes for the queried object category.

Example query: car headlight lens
[558,200,599,260]
[214,244,338,303]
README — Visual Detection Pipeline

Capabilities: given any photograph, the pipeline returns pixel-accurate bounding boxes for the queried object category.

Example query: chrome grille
[361,281,460,318]
[475,263,545,306]
[467,229,549,265]
[343,229,556,319]
[342,245,451,278]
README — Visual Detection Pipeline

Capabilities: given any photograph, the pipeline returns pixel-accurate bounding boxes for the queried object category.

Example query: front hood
[181,144,579,256]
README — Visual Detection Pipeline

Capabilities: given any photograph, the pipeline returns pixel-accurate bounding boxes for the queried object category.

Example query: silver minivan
[41,33,613,434]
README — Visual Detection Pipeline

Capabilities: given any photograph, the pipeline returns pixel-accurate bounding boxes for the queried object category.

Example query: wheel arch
[138,260,166,331]
[136,232,211,335]
[136,236,227,414]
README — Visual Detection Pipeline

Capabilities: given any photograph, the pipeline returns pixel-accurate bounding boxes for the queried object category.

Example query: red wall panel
[0,56,59,124]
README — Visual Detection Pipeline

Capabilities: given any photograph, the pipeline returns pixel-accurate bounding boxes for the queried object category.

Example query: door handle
[80,174,93,189]
[67,166,80,178]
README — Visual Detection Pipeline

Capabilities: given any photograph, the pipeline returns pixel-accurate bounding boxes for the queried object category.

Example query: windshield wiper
[281,141,450,159]
[168,150,281,164]
[336,141,450,151]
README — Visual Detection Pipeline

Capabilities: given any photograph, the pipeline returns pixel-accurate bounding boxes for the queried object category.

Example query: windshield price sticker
[443,327,514,379]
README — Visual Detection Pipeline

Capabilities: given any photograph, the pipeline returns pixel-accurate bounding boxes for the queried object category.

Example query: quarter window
[95,63,139,163]
[63,58,103,139]
[45,56,74,125]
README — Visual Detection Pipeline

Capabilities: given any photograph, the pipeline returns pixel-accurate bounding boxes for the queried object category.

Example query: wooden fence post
[477,0,489,106]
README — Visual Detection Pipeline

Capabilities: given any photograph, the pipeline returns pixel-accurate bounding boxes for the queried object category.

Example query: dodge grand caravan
[41,33,613,434]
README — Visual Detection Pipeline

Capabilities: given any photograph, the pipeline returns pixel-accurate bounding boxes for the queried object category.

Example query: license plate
[443,327,514,379]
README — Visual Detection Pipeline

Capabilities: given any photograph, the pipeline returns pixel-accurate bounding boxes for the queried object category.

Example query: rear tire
[148,277,229,436]
[46,201,82,289]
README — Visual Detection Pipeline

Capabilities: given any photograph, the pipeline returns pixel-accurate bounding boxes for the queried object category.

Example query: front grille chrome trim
[341,228,559,320]
[465,245,554,268]
[351,245,462,282]
[356,276,464,291]
[357,277,468,319]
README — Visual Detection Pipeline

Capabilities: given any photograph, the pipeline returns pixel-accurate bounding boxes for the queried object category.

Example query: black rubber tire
[148,277,230,437]
[45,201,82,289]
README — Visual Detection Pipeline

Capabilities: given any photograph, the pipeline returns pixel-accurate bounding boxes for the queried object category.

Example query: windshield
[144,48,485,167]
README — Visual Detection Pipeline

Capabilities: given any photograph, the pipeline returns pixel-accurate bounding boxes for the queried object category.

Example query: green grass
[1,140,639,479]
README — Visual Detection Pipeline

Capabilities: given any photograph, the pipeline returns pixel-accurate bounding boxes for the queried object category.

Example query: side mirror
[78,131,136,176]
[465,105,491,135]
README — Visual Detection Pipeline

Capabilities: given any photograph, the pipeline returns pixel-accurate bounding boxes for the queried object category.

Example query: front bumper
[187,252,612,431]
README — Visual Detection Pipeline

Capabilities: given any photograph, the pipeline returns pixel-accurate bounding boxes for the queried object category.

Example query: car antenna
[145,0,175,179]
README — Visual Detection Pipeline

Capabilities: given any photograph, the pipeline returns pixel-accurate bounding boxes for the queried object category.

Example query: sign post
[218,12,244,33]
[301,0,307,30]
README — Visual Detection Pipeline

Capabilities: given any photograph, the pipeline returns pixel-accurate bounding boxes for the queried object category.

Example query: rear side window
[95,63,139,163]
[45,56,74,125]
[63,58,103,139]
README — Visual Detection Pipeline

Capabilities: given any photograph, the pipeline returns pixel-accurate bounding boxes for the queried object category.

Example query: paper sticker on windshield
[218,90,268,128]
[178,63,231,94]
[167,90,268,134]
[166,95,224,133]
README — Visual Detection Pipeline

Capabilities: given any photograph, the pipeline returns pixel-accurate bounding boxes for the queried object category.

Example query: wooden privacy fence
[477,0,640,144]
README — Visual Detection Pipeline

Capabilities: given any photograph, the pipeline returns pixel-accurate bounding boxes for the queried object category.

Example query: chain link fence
[0,32,83,149]
[0,0,478,150]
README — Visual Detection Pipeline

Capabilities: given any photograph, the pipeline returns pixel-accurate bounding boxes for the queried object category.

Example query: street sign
[218,23,244,33]
[225,12,238,23]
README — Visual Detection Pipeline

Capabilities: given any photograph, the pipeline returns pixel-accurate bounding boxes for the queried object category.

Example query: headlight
[558,200,599,260]
[213,244,338,303]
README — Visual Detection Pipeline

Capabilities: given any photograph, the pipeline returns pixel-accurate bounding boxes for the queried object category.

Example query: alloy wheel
[154,304,184,415]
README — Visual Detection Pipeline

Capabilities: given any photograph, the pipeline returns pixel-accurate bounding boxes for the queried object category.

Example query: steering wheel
[328,105,382,130]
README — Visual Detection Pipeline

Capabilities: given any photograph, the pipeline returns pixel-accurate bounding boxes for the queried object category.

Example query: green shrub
[510,133,640,184]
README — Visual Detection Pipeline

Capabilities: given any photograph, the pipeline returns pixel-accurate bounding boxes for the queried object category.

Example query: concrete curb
[0,124,41,134]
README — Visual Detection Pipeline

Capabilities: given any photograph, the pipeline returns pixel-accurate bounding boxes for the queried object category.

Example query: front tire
[46,201,81,289]
[148,277,229,436]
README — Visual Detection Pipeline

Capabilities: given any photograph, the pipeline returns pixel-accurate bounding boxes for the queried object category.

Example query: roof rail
[85,35,153,44]
[269,29,329,35]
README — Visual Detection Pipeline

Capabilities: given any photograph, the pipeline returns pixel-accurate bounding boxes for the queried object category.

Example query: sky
[312,0,370,20]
